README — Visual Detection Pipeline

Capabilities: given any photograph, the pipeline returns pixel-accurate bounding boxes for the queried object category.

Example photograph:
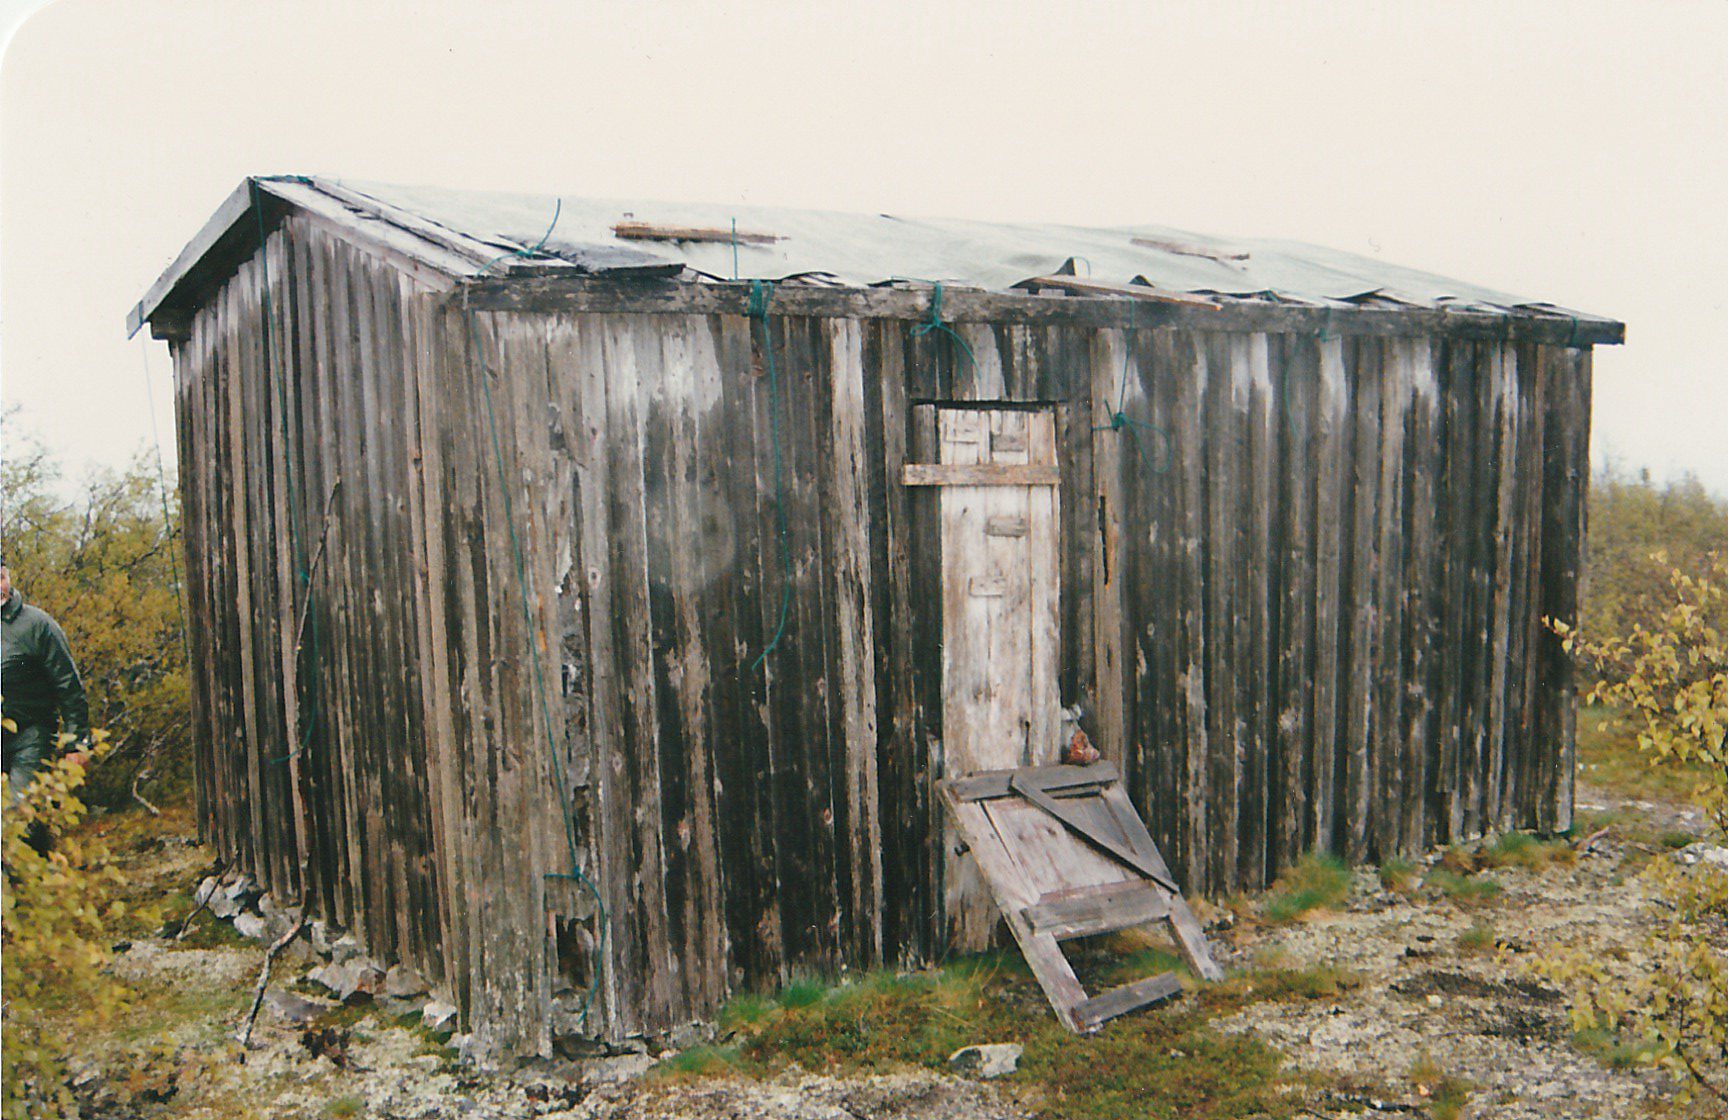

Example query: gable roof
[128,175,1621,341]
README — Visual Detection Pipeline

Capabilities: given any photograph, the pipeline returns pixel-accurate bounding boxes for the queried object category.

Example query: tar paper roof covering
[327,177,1543,313]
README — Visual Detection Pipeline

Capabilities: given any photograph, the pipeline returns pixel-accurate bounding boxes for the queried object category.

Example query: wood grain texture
[169,228,1594,1051]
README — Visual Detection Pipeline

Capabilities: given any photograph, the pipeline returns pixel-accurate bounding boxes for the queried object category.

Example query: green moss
[323,1094,365,1119]
[1659,829,1698,850]
[717,992,775,1032]
[1264,854,1353,923]
[654,1044,744,1079]
[692,954,1334,1119]
[1217,964,1360,1005]
[776,975,833,1010]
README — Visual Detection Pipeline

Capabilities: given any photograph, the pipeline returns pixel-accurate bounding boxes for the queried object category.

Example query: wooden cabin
[129,176,1621,1054]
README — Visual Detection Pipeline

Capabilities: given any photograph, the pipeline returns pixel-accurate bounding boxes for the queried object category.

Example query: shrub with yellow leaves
[1544,554,1728,1104]
[2,726,129,1119]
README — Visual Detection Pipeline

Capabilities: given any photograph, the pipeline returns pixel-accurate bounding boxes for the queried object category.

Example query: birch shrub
[1,730,128,1120]
[1544,555,1728,1104]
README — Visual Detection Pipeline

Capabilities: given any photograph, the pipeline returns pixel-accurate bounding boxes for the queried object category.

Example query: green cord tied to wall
[464,283,607,1030]
[911,281,976,382]
[748,279,794,673]
[1091,327,1173,474]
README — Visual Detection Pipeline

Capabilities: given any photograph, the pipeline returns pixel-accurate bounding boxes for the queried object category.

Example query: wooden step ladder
[939,762,1223,1032]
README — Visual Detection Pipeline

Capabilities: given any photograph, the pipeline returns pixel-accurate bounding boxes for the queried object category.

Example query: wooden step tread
[1022,883,1170,939]
[1073,971,1183,1030]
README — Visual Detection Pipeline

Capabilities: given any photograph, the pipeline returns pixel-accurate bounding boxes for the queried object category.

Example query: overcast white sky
[2,0,1724,493]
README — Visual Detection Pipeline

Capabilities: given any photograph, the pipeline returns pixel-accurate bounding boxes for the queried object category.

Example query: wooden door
[928,407,1061,947]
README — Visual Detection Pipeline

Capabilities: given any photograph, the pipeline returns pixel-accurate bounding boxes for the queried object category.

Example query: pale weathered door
[908,406,1062,948]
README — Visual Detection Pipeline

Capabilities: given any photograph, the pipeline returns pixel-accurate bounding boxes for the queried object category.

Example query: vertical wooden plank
[871,320,926,964]
[1090,330,1129,788]
[1341,337,1382,865]
[1401,338,1441,850]
[1509,341,1548,831]
[825,318,884,967]
[1371,338,1410,859]
[1273,335,1318,870]
[1201,332,1240,891]
[565,313,634,1034]
[603,314,675,1030]
[1483,341,1521,833]
[1434,339,1478,844]
[1308,336,1349,854]
[1235,334,1276,888]
[1167,330,1210,893]
[1537,347,1590,835]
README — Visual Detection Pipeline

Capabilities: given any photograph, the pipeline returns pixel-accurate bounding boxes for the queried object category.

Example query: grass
[323,1095,365,1118]
[681,952,1346,1119]
[1479,831,1576,871]
[1456,921,1495,954]
[1408,1054,1473,1120]
[1377,856,1419,893]
[1264,853,1353,923]
[104,975,255,1047]
[1571,1028,1651,1072]
[1426,869,1503,905]
[1577,702,1711,805]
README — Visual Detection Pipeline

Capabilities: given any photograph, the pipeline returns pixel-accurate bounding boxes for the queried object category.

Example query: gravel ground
[65,783,1712,1119]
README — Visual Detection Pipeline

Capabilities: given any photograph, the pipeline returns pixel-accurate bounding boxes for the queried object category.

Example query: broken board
[939,762,1223,1032]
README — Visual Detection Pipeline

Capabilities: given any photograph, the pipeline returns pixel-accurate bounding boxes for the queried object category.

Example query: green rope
[468,200,607,1023]
[477,198,562,275]
[464,298,607,1028]
[251,179,325,770]
[748,280,793,673]
[137,338,189,665]
[910,281,976,380]
[1091,327,1171,474]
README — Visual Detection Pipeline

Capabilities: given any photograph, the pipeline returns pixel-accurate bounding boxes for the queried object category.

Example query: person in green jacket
[1,560,89,799]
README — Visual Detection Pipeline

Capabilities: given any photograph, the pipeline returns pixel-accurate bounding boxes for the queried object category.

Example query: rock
[264,990,332,1026]
[207,892,243,920]
[308,920,338,956]
[220,875,262,912]
[585,1052,655,1083]
[1674,842,1728,869]
[385,963,428,998]
[233,912,269,941]
[330,934,364,964]
[662,1021,711,1051]
[308,960,385,1002]
[948,1042,1022,1079]
[193,876,219,906]
[422,999,458,1032]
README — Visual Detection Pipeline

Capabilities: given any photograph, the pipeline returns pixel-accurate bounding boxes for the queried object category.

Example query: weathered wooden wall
[173,214,1591,1053]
